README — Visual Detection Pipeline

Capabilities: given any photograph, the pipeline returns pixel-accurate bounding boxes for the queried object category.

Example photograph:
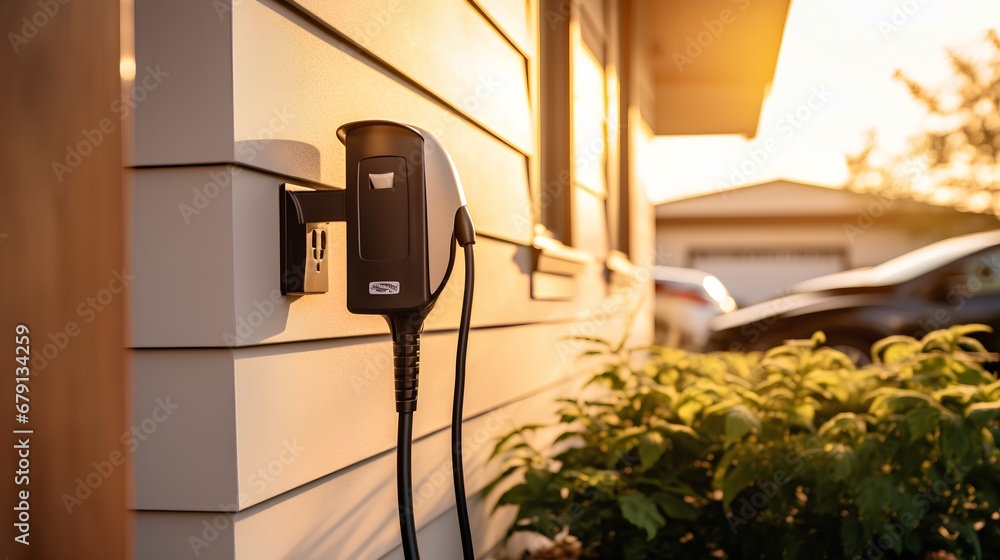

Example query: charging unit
[279,121,477,560]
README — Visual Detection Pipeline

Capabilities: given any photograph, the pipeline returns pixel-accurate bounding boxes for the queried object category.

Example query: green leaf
[676,400,701,426]
[725,405,761,448]
[489,425,544,460]
[872,335,918,363]
[904,406,940,443]
[868,388,941,418]
[638,431,666,471]
[553,430,582,444]
[653,491,698,521]
[794,402,816,426]
[482,464,520,497]
[855,476,893,533]
[635,476,697,497]
[823,444,858,482]
[618,492,666,541]
[721,459,755,511]
[941,414,972,463]
[942,323,992,338]
[655,422,701,439]
[564,335,612,347]
[967,401,1000,429]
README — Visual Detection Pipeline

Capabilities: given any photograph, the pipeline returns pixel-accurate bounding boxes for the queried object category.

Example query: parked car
[707,230,1000,364]
[653,266,736,350]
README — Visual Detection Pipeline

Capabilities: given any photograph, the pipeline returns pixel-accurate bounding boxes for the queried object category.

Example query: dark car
[707,230,1000,363]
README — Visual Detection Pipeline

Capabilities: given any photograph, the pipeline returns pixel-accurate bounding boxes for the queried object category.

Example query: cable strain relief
[454,205,476,247]
[393,332,420,413]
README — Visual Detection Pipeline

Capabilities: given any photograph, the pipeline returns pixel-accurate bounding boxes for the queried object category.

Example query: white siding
[130,0,652,558]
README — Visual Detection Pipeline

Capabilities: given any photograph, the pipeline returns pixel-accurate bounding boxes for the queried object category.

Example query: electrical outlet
[304,224,329,292]
[279,183,345,295]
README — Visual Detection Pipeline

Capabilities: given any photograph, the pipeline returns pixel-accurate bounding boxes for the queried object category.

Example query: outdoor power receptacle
[278,121,471,304]
[277,120,478,560]
[279,184,346,295]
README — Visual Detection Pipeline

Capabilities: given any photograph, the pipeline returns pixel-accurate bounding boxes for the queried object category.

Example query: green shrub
[488,326,1000,560]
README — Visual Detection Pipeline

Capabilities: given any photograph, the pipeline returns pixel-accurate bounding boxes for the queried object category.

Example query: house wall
[129,1,652,558]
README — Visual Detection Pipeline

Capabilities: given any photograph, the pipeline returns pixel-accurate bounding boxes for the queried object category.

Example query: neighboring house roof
[655,179,988,221]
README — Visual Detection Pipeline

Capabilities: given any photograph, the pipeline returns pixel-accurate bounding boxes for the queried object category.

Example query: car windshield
[792,231,1000,293]
[868,231,1000,284]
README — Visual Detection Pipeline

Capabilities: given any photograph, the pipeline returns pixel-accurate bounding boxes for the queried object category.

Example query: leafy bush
[488,326,1000,560]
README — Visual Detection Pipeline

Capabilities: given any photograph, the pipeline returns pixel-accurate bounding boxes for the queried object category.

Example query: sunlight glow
[119,57,136,81]
[644,0,1000,204]
[703,276,737,313]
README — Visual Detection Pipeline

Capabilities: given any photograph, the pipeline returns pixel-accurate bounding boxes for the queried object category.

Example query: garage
[690,247,847,306]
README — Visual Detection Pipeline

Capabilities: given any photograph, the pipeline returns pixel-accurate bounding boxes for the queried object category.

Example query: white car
[653,266,736,350]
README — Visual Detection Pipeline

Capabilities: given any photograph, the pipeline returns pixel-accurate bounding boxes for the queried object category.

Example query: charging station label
[369,281,400,295]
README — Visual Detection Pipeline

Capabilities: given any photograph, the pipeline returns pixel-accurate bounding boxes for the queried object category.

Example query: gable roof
[655,179,979,220]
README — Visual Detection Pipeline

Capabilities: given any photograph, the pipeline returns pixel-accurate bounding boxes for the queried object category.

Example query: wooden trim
[605,250,635,274]
[539,0,574,245]
[533,231,593,277]
[530,271,577,300]
[615,0,634,258]
[0,0,129,556]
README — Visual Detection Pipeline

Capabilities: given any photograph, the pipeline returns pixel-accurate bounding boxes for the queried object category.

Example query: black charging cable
[392,326,421,560]
[452,242,476,559]
[390,208,476,560]
[452,207,477,559]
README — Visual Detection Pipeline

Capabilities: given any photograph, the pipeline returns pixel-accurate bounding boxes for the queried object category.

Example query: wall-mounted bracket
[280,183,347,295]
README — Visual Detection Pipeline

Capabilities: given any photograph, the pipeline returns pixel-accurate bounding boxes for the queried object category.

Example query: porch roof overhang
[637,0,792,137]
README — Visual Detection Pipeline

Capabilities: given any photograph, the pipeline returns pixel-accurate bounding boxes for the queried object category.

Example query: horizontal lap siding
[133,319,627,511]
[472,0,534,56]
[232,0,535,244]
[130,0,641,558]
[284,0,533,154]
[134,380,579,559]
[131,166,604,348]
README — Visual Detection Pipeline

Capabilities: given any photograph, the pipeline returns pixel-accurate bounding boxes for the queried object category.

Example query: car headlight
[703,275,736,313]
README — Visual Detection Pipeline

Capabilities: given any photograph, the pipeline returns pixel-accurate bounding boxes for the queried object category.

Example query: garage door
[690,248,847,306]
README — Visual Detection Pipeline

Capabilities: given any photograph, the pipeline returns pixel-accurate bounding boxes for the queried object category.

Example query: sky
[643,0,1000,204]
